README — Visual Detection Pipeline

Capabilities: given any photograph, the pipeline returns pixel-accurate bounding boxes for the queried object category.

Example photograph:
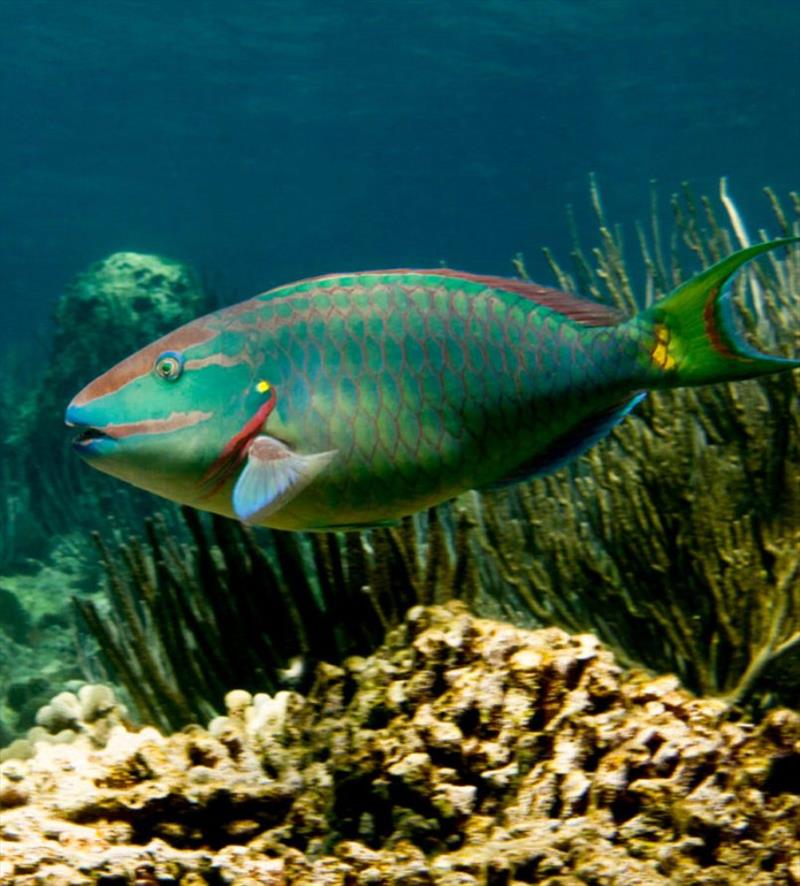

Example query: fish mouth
[67,423,116,450]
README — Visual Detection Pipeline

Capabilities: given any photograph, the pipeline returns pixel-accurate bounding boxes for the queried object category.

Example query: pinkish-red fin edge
[268,268,624,328]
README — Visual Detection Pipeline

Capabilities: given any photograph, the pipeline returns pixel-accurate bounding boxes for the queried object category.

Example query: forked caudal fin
[640,237,800,386]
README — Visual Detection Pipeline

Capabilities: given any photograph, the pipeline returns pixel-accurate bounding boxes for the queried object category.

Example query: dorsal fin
[423,270,625,327]
[280,268,624,328]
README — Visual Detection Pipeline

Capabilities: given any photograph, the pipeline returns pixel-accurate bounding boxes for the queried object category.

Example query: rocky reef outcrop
[0,252,216,742]
[14,250,213,456]
[2,602,799,885]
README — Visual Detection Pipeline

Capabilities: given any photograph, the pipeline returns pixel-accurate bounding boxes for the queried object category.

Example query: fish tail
[638,237,800,386]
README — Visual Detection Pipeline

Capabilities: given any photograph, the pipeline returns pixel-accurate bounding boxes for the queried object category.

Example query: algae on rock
[47,251,212,417]
[8,251,215,539]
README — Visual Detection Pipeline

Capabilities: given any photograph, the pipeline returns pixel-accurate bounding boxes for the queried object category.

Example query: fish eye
[154,351,184,382]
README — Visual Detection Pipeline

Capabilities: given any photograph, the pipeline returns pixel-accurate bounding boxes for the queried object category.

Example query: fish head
[64,311,276,507]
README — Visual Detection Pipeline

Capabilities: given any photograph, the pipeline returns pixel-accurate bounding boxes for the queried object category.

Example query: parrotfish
[66,240,799,531]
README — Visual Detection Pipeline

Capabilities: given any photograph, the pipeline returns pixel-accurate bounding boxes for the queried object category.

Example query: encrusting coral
[2,604,800,885]
[0,683,129,765]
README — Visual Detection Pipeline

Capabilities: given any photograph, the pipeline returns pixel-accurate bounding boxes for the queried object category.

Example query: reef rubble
[2,602,800,885]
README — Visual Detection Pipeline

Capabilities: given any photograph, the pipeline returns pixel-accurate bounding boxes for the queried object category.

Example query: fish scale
[66,241,800,531]
[244,278,636,526]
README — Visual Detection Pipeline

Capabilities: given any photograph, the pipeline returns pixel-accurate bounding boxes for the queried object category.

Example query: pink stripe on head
[72,323,218,407]
[104,410,213,439]
[184,353,245,371]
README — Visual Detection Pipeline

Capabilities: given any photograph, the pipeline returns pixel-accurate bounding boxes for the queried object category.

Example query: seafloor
[2,603,799,885]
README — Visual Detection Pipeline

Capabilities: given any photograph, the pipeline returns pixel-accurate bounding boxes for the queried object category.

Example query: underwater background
[1,0,798,349]
[1,2,800,884]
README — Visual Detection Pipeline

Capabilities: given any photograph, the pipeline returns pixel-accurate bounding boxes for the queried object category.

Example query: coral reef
[2,182,797,771]
[0,684,128,764]
[2,604,800,885]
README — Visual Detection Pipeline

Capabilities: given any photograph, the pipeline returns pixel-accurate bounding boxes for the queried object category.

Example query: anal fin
[481,393,646,490]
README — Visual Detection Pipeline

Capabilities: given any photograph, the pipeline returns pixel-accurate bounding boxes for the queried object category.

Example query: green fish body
[66,240,799,530]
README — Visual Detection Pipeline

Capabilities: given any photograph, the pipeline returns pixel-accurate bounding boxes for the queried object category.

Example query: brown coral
[2,604,800,885]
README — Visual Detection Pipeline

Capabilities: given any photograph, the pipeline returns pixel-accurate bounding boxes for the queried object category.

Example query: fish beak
[72,426,115,448]
[65,402,115,452]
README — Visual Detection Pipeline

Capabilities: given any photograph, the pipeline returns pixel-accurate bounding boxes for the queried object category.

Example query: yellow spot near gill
[651,324,677,371]
[256,380,271,394]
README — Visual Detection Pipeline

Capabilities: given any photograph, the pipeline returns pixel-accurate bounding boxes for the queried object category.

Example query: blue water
[1,0,797,349]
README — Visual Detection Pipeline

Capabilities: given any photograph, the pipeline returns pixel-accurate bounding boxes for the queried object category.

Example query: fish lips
[65,404,117,456]
[71,426,116,454]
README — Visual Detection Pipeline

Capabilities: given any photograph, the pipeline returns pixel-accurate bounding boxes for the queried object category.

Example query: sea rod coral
[73,504,476,732]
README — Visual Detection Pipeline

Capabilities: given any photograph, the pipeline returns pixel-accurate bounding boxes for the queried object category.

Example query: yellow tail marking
[651,324,677,371]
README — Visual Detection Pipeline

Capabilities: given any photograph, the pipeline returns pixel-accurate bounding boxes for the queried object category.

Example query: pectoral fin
[232,435,336,523]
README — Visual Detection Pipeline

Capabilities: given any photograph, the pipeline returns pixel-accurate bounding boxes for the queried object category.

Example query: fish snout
[65,401,115,453]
